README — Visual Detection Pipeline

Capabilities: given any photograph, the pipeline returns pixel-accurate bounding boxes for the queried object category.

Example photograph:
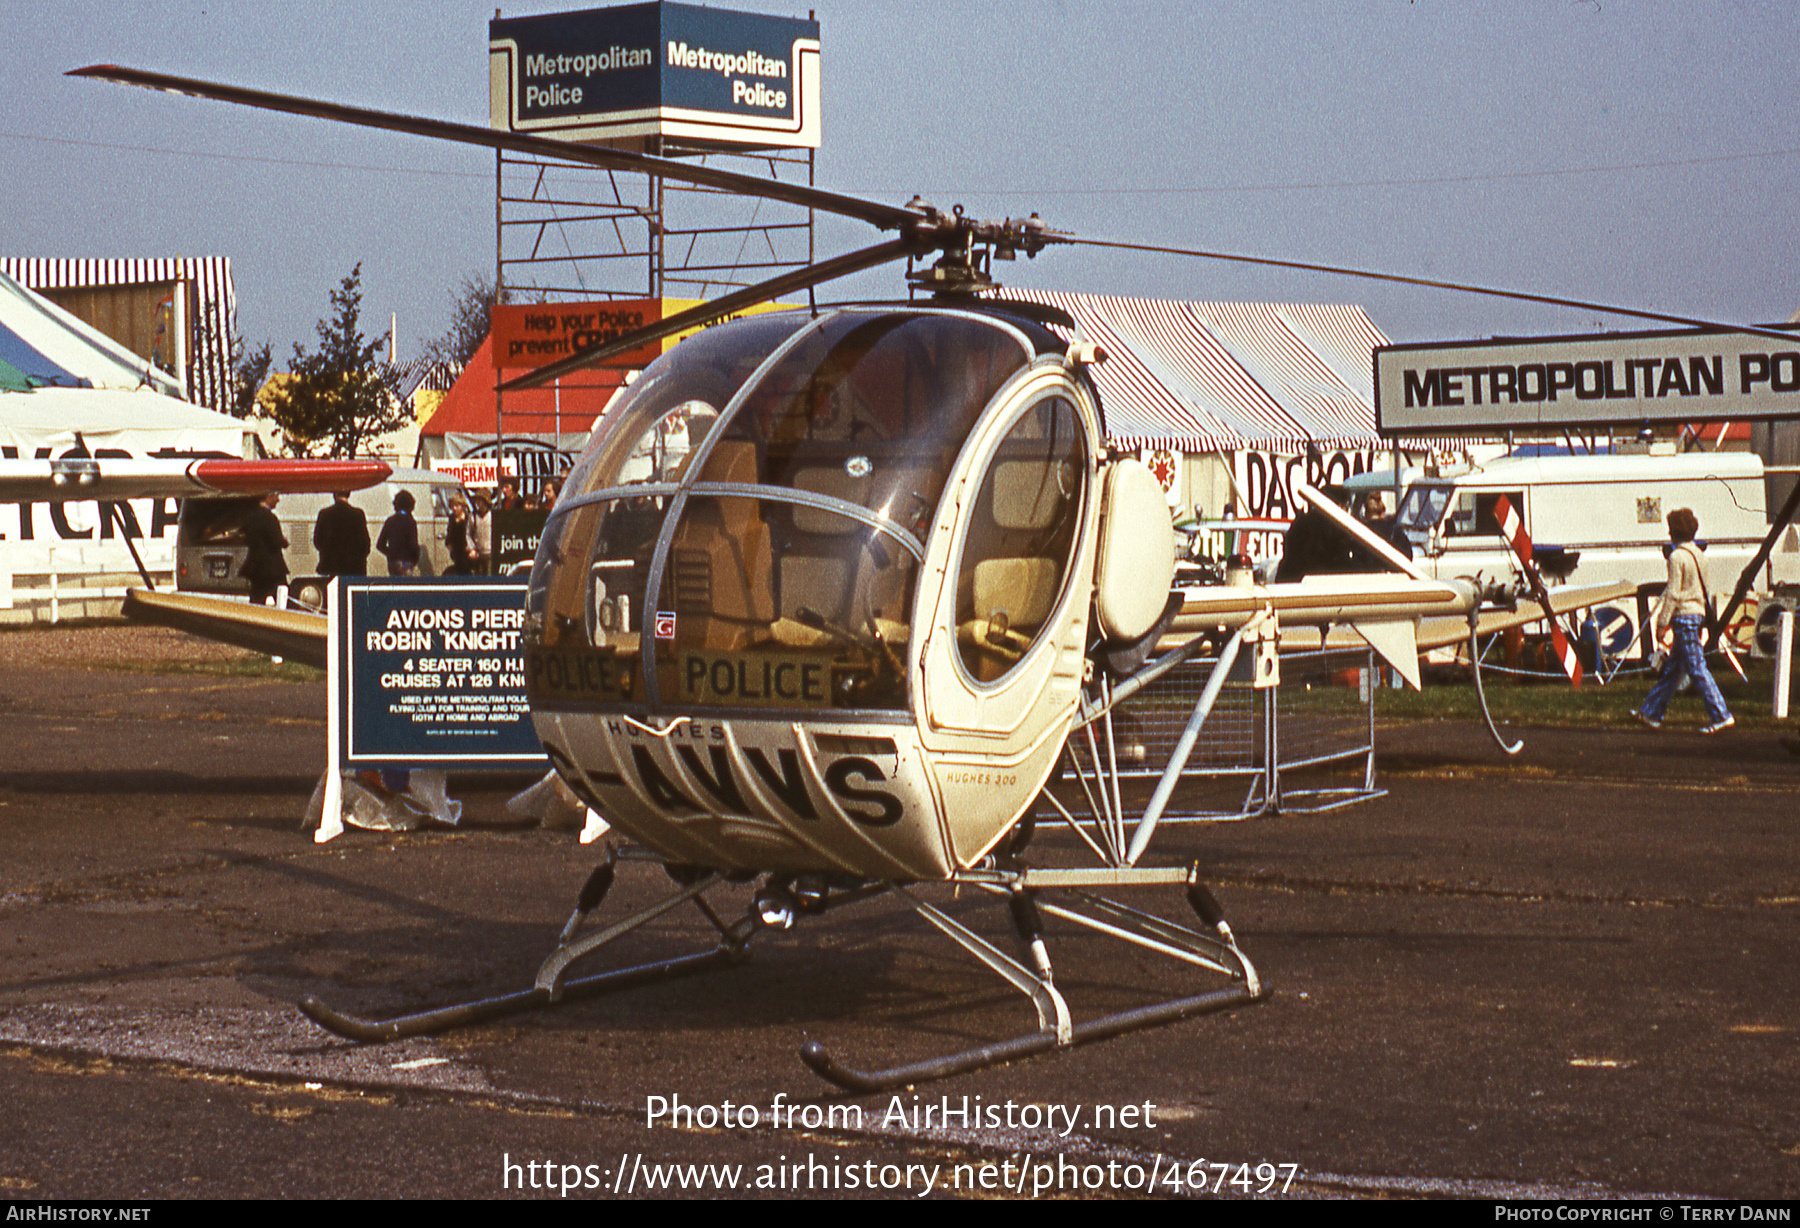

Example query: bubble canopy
[525,306,1074,717]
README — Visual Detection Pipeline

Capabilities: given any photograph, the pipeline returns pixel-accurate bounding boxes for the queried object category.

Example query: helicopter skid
[298,947,744,1043]
[797,872,1266,1092]
[297,858,1264,1094]
[299,865,756,1043]
[801,985,1262,1094]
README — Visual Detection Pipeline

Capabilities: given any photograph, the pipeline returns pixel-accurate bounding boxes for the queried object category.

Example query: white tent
[0,270,184,397]
[0,273,252,616]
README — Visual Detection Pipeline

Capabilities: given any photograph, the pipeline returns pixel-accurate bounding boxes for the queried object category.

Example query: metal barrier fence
[1107,645,1383,822]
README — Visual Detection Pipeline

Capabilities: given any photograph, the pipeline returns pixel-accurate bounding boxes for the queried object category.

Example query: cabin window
[710,311,1030,541]
[560,312,810,501]
[1446,491,1524,538]
[650,494,916,712]
[954,396,1086,683]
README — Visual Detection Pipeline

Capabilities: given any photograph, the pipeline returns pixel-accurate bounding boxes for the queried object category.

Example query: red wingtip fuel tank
[0,456,392,503]
[189,457,392,494]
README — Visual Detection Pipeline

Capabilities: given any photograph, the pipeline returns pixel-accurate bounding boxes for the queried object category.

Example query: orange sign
[490,300,665,371]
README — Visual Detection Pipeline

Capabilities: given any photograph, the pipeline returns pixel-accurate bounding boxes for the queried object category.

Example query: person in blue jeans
[1635,507,1734,734]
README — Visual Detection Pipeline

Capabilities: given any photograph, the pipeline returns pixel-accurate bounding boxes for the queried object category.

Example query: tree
[262,264,408,458]
[228,336,272,420]
[423,271,506,371]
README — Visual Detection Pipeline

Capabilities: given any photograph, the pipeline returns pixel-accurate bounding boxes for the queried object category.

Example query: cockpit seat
[669,440,774,649]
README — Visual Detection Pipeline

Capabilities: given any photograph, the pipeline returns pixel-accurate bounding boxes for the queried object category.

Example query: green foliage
[423,271,505,371]
[228,336,272,420]
[263,264,408,458]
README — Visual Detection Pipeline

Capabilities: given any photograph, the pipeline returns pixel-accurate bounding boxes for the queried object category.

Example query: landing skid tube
[299,860,757,1043]
[298,856,1263,1093]
[800,869,1266,1093]
[299,948,741,1042]
[801,985,1260,1093]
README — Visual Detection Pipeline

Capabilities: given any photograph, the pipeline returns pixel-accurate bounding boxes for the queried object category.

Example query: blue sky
[6,0,1797,358]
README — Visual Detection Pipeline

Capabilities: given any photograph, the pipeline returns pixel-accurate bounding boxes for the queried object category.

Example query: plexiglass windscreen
[527,309,1034,714]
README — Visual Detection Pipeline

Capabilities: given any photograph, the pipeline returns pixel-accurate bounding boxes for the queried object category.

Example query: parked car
[175,467,474,607]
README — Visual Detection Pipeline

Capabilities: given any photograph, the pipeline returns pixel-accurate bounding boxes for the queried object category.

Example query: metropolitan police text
[1403,352,1800,407]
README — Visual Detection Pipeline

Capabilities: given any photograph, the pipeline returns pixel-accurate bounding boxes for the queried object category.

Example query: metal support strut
[299,859,757,1043]
[798,865,1265,1093]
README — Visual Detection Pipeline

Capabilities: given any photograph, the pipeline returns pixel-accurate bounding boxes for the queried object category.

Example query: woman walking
[1635,507,1734,734]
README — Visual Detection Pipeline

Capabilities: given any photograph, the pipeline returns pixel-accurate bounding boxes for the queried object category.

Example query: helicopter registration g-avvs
[76,63,1729,1091]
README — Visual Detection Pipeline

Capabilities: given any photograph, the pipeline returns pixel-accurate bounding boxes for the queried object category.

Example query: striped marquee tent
[0,271,184,398]
[0,258,237,413]
[993,289,1390,453]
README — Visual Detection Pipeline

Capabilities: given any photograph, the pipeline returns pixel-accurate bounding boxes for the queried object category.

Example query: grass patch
[79,657,323,682]
[1376,660,1783,730]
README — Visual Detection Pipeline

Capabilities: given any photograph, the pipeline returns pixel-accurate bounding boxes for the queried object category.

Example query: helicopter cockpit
[528,307,1082,708]
[524,305,1105,878]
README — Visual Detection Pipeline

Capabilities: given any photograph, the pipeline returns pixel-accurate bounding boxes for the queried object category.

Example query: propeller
[73,63,1800,381]
[1051,235,1800,347]
[67,64,918,231]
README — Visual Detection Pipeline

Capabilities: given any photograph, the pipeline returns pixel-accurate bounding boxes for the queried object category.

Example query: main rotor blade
[500,236,919,390]
[1056,235,1800,345]
[70,64,918,232]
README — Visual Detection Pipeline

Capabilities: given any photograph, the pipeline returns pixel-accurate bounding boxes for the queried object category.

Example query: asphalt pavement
[1,627,1795,1200]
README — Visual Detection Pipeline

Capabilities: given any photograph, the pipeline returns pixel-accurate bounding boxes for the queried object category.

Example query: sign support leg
[317,576,344,843]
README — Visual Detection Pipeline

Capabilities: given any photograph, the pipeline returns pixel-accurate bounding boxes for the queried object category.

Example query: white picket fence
[0,541,174,624]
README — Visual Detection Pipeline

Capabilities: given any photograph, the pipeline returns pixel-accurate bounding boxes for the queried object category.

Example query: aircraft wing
[122,588,328,669]
[0,457,390,502]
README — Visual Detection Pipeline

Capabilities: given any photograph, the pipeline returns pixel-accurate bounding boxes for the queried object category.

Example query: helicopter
[72,62,1734,1092]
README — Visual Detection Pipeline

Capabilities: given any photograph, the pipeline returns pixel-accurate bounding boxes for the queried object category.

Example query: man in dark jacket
[1273,486,1357,582]
[240,492,288,605]
[313,491,370,577]
[376,489,421,575]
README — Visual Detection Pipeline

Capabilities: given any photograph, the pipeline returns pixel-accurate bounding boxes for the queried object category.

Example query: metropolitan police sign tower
[489,2,821,150]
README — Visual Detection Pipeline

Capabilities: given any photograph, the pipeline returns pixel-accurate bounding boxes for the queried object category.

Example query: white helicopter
[77,63,1739,1092]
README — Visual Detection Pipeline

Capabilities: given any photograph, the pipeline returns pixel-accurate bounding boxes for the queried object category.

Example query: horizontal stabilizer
[1349,618,1421,690]
[123,588,327,669]
[1414,579,1636,652]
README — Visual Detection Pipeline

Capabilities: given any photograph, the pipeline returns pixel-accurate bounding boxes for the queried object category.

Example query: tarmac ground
[1,624,1796,1200]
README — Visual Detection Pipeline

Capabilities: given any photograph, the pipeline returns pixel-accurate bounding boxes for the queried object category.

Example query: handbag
[1678,542,1720,640]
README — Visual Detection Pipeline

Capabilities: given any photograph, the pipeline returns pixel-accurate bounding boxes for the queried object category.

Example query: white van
[1386,453,1795,657]
[175,467,474,606]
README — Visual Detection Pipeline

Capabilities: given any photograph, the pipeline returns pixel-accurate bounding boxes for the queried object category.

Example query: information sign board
[489,1,821,149]
[1376,325,1800,435]
[331,576,544,772]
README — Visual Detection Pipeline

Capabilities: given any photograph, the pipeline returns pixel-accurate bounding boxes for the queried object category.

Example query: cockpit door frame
[915,361,1103,747]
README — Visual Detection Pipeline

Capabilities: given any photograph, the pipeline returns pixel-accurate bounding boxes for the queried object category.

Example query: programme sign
[1376,325,1800,435]
[431,456,517,487]
[332,576,545,772]
[489,1,821,149]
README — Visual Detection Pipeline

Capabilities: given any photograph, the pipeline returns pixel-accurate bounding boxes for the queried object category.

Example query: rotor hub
[901,201,1055,297]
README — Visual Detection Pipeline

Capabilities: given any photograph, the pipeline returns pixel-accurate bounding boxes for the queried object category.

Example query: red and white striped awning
[0,257,237,414]
[994,289,1389,453]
